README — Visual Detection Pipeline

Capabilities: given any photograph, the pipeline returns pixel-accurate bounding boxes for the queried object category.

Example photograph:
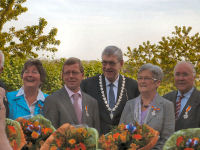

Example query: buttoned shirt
[105,75,119,103]
[176,87,194,115]
[64,85,82,111]
[16,87,45,116]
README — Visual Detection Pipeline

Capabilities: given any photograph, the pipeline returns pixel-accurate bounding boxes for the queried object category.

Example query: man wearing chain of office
[81,46,140,134]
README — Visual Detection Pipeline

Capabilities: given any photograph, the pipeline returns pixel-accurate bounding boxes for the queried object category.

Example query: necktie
[72,93,82,123]
[175,95,184,120]
[109,83,115,109]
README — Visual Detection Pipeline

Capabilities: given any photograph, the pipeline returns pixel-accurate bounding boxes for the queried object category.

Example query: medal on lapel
[183,105,191,119]
[85,106,89,117]
[151,106,160,116]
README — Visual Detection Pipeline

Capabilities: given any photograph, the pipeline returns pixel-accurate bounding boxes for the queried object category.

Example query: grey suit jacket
[43,87,100,132]
[120,94,175,150]
[163,88,200,131]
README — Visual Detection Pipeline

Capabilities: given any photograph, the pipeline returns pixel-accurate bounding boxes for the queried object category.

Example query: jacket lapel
[60,87,79,123]
[15,95,30,112]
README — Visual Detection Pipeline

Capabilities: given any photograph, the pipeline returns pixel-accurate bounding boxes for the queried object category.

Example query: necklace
[99,75,125,119]
[141,100,150,108]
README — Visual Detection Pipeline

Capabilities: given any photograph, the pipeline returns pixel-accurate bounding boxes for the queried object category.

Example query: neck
[24,87,39,105]
[141,91,157,105]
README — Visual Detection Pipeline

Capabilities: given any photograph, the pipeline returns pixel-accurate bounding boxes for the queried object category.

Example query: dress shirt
[105,75,119,103]
[16,87,45,115]
[176,87,194,116]
[64,85,82,111]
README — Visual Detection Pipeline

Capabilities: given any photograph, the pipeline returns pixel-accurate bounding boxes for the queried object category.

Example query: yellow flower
[68,139,76,145]
[31,131,39,139]
[50,145,57,150]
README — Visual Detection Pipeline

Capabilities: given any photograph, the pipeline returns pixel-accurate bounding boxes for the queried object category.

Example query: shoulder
[41,91,48,98]
[157,95,174,109]
[82,91,97,103]
[123,75,138,87]
[82,75,99,83]
[45,88,64,101]
[163,90,177,98]
[126,97,138,106]
[6,90,19,100]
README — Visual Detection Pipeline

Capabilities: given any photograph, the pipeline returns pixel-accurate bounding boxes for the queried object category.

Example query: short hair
[62,57,84,73]
[0,50,5,67]
[138,63,164,81]
[174,61,196,77]
[101,46,123,61]
[21,59,46,83]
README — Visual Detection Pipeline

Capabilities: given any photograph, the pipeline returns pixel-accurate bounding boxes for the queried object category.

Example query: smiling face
[137,70,160,94]
[174,62,195,94]
[22,65,41,89]
[102,55,123,82]
[62,63,84,92]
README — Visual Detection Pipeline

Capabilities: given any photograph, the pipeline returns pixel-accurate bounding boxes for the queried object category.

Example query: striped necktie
[73,93,82,123]
[175,95,184,120]
[109,83,115,109]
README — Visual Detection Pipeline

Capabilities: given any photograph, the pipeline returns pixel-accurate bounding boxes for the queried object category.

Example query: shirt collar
[16,87,45,102]
[64,85,82,98]
[177,87,194,98]
[105,74,119,88]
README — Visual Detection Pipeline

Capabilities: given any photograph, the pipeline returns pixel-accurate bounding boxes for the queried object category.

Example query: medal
[85,106,89,117]
[152,110,156,116]
[183,105,191,119]
[110,112,113,119]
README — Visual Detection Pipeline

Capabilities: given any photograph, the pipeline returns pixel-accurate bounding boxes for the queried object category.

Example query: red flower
[113,133,120,139]
[133,134,142,140]
[176,136,184,146]
[79,143,86,150]
[184,148,194,150]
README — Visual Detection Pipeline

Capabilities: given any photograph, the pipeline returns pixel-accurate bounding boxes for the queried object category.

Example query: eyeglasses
[24,70,39,74]
[175,73,190,77]
[137,76,157,81]
[63,71,81,76]
[101,60,119,66]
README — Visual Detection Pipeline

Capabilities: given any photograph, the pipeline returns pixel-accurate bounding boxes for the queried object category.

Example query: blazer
[81,74,139,134]
[163,88,200,131]
[120,94,175,150]
[43,87,100,132]
[6,89,48,120]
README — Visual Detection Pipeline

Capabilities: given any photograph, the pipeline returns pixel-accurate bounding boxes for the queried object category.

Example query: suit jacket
[81,74,139,134]
[120,95,175,150]
[43,87,100,132]
[163,88,200,131]
[6,89,48,120]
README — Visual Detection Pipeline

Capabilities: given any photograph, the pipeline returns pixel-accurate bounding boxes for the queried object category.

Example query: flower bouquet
[6,118,26,150]
[41,123,99,150]
[16,115,55,150]
[99,123,159,150]
[163,128,200,150]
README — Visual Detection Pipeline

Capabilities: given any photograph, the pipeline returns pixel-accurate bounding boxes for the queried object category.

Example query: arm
[153,100,175,150]
[0,87,12,150]
[119,101,132,125]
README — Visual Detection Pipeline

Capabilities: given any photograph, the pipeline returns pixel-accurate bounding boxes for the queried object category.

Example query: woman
[120,63,175,150]
[7,59,48,119]
[0,87,12,150]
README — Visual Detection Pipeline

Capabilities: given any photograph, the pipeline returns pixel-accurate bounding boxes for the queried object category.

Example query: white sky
[4,0,200,60]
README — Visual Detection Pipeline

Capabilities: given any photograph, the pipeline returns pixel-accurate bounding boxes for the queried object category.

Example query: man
[43,57,100,131]
[164,61,200,131]
[81,46,139,134]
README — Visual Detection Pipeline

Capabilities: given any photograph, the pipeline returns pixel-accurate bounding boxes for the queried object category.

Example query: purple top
[140,109,149,124]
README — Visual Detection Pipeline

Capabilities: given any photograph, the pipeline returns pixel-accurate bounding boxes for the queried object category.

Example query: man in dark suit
[43,57,100,131]
[164,61,200,131]
[81,46,139,134]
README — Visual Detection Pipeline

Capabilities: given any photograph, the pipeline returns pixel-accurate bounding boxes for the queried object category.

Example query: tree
[124,26,200,95]
[0,0,60,59]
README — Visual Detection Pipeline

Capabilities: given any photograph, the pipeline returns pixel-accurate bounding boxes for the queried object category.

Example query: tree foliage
[0,0,60,59]
[125,26,200,95]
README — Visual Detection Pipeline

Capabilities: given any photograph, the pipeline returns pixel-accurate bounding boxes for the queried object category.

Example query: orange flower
[184,148,194,150]
[56,138,63,147]
[133,134,142,140]
[50,145,57,150]
[42,128,52,134]
[113,133,120,139]
[79,143,86,150]
[120,134,127,143]
[31,131,40,139]
[176,136,184,146]
[129,143,138,150]
[68,139,76,145]
[8,125,17,135]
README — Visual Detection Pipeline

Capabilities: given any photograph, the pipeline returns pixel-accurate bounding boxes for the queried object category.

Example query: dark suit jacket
[120,95,175,150]
[43,87,100,132]
[163,88,200,131]
[81,74,139,134]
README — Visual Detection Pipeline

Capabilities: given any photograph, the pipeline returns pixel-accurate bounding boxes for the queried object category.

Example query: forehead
[175,63,193,73]
[138,69,153,76]
[25,65,38,70]
[63,63,80,71]
[102,55,118,61]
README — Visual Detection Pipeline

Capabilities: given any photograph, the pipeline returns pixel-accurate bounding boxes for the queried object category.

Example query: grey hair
[101,46,123,61]
[174,61,196,77]
[0,50,4,67]
[138,63,164,81]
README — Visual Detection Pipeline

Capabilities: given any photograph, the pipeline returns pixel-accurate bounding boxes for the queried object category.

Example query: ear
[155,80,161,88]
[120,60,124,67]
[0,67,3,74]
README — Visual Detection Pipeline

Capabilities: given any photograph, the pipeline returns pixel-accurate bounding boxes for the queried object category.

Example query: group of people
[0,45,200,149]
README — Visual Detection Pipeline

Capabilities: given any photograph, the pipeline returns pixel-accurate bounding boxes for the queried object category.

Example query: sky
[5,0,200,60]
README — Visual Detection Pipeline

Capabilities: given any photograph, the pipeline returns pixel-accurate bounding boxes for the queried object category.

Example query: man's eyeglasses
[63,71,81,76]
[101,60,119,66]
[137,76,157,81]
